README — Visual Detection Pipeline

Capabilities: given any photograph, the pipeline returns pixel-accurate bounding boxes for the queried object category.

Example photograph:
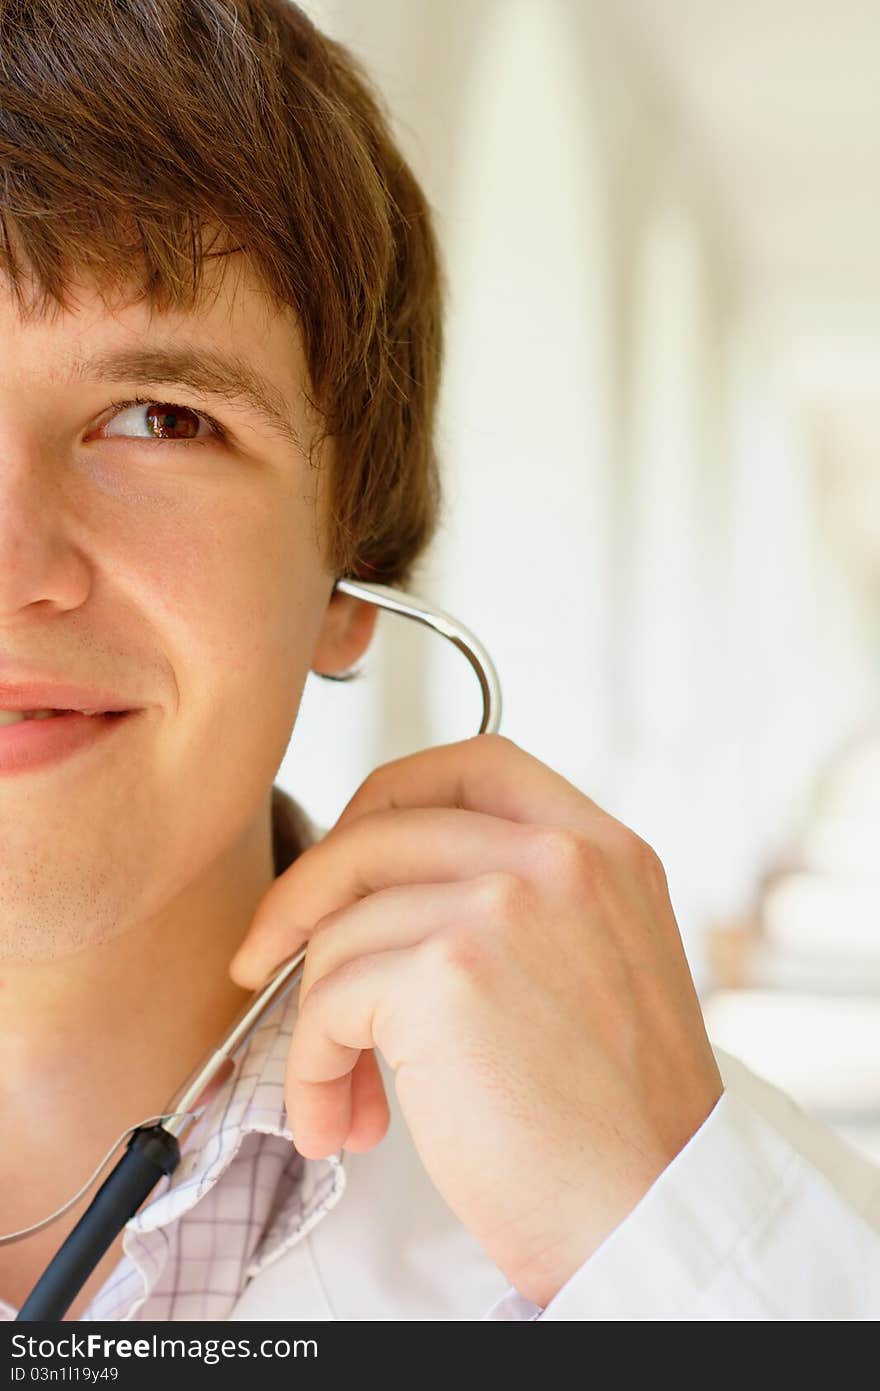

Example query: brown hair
[0,0,445,588]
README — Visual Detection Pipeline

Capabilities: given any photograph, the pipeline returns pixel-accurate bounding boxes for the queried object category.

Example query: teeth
[0,708,81,726]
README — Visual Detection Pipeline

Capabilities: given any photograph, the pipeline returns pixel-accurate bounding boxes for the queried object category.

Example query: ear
[311,587,380,676]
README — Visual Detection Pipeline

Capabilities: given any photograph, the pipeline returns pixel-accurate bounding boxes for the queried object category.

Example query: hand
[229,733,723,1307]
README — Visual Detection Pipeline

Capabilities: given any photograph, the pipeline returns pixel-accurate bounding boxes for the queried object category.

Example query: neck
[0,791,279,1231]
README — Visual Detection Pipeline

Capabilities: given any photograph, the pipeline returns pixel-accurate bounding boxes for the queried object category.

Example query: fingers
[286,949,412,1158]
[289,875,515,1156]
[334,733,610,831]
[343,1049,390,1153]
[296,877,484,1008]
[233,735,634,991]
[231,806,533,987]
[289,880,484,1155]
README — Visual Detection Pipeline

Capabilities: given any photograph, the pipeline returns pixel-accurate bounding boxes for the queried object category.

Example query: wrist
[504,1167,666,1307]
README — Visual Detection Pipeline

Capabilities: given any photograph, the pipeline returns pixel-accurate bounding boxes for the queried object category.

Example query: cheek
[121,490,319,705]
[130,497,327,785]
[81,443,327,668]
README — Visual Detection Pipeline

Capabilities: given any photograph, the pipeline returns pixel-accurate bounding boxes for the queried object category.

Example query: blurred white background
[278,1,880,1160]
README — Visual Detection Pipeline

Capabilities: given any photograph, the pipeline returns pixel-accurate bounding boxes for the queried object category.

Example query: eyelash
[100,396,229,445]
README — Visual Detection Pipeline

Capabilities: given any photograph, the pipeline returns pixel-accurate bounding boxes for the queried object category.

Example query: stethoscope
[3,576,503,1321]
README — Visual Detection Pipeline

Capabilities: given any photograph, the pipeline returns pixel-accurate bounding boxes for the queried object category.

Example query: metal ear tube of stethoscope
[161,942,311,1143]
[13,576,502,1321]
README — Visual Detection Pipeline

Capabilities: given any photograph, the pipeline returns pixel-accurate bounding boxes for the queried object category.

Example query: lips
[0,680,135,713]
[0,707,135,775]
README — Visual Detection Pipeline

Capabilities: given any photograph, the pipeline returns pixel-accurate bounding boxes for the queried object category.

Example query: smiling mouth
[0,708,131,725]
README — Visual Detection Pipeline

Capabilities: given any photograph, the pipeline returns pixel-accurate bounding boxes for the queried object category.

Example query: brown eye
[95,397,226,445]
[144,403,201,440]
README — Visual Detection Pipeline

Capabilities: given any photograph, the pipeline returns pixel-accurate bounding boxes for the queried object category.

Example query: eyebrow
[67,344,305,452]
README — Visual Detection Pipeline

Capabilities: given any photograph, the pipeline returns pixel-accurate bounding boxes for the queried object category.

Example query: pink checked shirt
[4,786,879,1320]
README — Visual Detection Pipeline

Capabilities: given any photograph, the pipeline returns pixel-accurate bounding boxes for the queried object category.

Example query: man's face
[0,253,336,962]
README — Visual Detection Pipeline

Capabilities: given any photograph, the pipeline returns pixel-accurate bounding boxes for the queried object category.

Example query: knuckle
[299,952,360,1011]
[341,765,401,819]
[302,908,342,972]
[460,733,521,808]
[473,731,517,754]
[310,905,344,941]
[423,923,493,985]
[361,763,397,800]
[641,841,669,893]
[531,827,600,889]
[470,869,528,922]
[297,966,333,1020]
[617,826,667,886]
[467,731,520,771]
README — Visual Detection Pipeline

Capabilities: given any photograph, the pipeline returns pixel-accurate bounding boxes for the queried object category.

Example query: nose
[0,445,91,617]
